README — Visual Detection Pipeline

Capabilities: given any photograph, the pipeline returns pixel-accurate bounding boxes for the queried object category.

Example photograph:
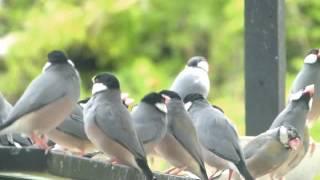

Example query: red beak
[288,137,301,151]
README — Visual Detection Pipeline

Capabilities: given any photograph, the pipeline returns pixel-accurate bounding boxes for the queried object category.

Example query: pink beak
[161,94,171,105]
[288,138,301,151]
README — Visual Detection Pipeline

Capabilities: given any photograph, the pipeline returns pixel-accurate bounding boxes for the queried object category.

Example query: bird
[47,102,95,155]
[83,72,156,180]
[0,50,81,149]
[170,56,210,100]
[244,125,301,178]
[183,93,253,180]
[290,49,320,122]
[268,86,313,178]
[0,93,32,147]
[131,92,168,154]
[155,90,208,180]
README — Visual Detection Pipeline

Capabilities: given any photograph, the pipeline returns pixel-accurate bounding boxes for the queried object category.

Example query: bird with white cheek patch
[155,90,208,180]
[184,93,253,180]
[244,125,301,179]
[0,50,80,149]
[170,56,210,100]
[267,85,314,179]
[83,72,156,180]
[132,92,168,154]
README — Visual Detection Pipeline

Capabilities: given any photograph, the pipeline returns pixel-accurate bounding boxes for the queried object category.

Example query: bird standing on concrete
[83,72,156,180]
[132,92,168,154]
[184,93,253,180]
[155,90,208,180]
[170,56,210,100]
[0,50,80,149]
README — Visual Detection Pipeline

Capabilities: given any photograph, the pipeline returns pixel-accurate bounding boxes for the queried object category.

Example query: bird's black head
[141,92,165,105]
[183,93,204,103]
[48,50,68,63]
[159,90,181,100]
[304,49,320,64]
[92,72,120,91]
[186,56,209,72]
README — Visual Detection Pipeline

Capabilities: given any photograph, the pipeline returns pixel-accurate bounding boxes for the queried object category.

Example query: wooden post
[245,0,286,135]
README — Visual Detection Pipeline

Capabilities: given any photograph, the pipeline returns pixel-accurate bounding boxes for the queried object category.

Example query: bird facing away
[170,56,210,100]
[0,93,32,147]
[155,90,208,180]
[268,86,313,178]
[0,50,80,149]
[290,49,320,122]
[184,93,253,180]
[244,125,301,178]
[83,72,156,180]
[132,92,168,154]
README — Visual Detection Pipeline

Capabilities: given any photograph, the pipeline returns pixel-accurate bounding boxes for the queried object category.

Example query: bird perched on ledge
[0,50,80,149]
[83,72,156,180]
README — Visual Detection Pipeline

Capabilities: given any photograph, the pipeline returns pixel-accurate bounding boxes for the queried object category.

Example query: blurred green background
[0,0,320,174]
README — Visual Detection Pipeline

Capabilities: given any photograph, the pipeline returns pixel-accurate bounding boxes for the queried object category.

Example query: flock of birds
[0,49,319,180]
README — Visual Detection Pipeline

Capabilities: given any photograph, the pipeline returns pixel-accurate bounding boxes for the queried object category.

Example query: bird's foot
[31,133,49,150]
[227,169,234,180]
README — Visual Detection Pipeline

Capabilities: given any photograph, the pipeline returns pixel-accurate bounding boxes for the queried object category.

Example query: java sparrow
[244,125,301,178]
[83,72,156,180]
[170,56,210,100]
[155,90,208,180]
[47,101,95,154]
[132,92,168,154]
[290,49,320,122]
[0,50,80,149]
[0,93,32,147]
[183,93,253,180]
[268,86,313,178]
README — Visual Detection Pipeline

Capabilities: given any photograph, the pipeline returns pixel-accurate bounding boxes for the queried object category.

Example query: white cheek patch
[42,62,52,72]
[304,54,318,64]
[198,61,209,72]
[289,90,303,101]
[68,60,75,67]
[184,102,192,111]
[92,83,108,94]
[279,126,289,146]
[155,103,167,113]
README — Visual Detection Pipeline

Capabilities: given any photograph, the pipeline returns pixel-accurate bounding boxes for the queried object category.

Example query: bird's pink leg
[164,167,177,174]
[31,133,49,150]
[227,169,233,180]
[309,141,316,157]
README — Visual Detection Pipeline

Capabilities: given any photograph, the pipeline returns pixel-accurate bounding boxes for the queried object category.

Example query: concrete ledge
[0,147,195,180]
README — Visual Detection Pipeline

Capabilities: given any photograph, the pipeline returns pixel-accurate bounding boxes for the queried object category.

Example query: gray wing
[170,110,205,167]
[95,103,146,158]
[1,71,69,129]
[196,110,241,163]
[0,94,12,123]
[56,104,87,139]
[132,105,166,144]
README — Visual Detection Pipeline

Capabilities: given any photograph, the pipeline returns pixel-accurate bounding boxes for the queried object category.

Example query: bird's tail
[235,159,254,180]
[199,163,209,180]
[136,158,156,180]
